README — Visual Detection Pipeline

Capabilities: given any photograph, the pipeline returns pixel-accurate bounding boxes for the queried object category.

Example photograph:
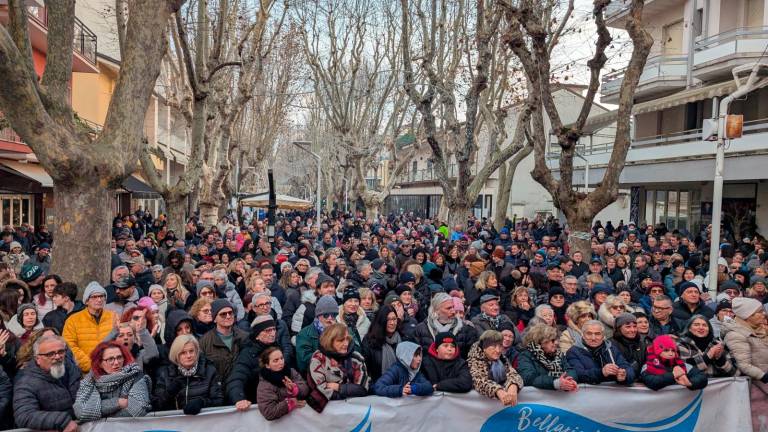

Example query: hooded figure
[372,341,433,398]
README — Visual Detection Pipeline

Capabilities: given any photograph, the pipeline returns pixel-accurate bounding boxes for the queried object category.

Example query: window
[644,189,695,231]
[0,195,33,227]
[693,8,703,37]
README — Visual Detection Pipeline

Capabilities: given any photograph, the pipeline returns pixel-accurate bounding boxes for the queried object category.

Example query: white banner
[77,377,752,432]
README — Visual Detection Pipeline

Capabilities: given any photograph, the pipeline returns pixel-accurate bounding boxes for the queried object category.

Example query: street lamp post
[293,141,322,229]
[705,63,768,298]
[267,169,277,247]
[342,178,349,214]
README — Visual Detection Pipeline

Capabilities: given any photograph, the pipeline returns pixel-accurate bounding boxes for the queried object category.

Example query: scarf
[381,333,401,374]
[344,312,358,329]
[313,319,326,336]
[489,359,506,384]
[427,315,463,338]
[178,363,198,377]
[689,333,713,352]
[527,342,566,377]
[75,363,148,421]
[259,365,291,388]
[479,312,501,329]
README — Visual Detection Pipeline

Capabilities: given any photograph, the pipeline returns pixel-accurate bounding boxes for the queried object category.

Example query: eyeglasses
[652,305,672,311]
[89,294,106,300]
[217,310,234,318]
[201,308,212,314]
[610,305,624,311]
[102,355,124,364]
[131,315,143,321]
[254,303,271,308]
[320,313,337,319]
[37,349,66,359]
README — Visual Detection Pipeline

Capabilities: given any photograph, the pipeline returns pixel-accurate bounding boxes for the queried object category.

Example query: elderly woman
[722,297,768,426]
[597,295,627,339]
[559,301,596,353]
[256,346,309,421]
[307,323,370,411]
[565,320,635,385]
[678,314,735,378]
[153,335,223,414]
[468,330,524,406]
[518,324,578,391]
[74,341,152,421]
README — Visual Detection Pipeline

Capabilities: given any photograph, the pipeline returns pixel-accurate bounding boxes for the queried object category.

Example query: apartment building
[569,0,768,237]
[0,0,99,228]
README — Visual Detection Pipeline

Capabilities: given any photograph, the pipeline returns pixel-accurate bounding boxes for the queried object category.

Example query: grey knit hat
[16,303,37,325]
[614,312,637,331]
[315,295,339,317]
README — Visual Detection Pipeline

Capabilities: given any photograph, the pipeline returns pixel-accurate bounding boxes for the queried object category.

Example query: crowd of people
[0,210,766,431]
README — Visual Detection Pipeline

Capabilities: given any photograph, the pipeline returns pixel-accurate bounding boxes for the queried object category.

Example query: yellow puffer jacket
[62,308,116,372]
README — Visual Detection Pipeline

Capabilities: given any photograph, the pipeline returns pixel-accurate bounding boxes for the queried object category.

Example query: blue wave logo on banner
[481,391,702,432]
[350,406,372,432]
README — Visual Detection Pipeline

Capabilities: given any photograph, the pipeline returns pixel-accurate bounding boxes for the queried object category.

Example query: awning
[239,192,313,210]
[580,80,738,133]
[0,160,53,187]
[121,174,161,199]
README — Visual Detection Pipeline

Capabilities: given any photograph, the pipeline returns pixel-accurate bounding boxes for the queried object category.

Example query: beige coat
[722,319,768,380]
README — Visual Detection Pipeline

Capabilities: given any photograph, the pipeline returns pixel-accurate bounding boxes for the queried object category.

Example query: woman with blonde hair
[307,323,369,409]
[597,295,627,339]
[163,273,192,310]
[506,286,535,329]
[559,301,596,353]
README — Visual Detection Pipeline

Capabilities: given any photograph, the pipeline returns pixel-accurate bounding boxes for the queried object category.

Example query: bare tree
[399,0,532,227]
[139,0,284,231]
[497,0,653,255]
[297,0,414,218]
[0,0,184,287]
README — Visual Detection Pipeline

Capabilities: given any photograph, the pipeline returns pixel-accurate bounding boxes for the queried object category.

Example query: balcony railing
[694,27,768,67]
[396,163,476,184]
[604,0,630,19]
[602,55,688,97]
[24,4,97,65]
[632,117,768,148]
[0,126,24,144]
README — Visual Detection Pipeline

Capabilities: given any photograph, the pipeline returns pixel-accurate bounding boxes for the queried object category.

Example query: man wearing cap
[472,294,515,334]
[105,275,140,316]
[62,281,116,372]
[24,242,51,276]
[127,254,154,296]
[19,261,45,294]
[200,299,249,390]
[673,281,714,323]
[226,315,280,410]
[295,295,341,373]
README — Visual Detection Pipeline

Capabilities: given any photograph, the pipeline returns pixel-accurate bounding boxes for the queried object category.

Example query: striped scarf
[527,342,566,377]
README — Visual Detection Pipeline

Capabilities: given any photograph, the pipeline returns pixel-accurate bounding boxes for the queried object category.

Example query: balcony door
[746,0,764,27]
[662,20,684,55]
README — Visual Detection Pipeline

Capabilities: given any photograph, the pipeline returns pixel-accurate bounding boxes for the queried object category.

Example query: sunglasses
[218,310,234,318]
[320,313,337,319]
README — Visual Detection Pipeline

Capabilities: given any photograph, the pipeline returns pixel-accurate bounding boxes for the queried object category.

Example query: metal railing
[0,127,24,144]
[24,5,97,65]
[695,26,768,51]
[604,0,631,19]
[602,55,688,94]
[395,163,476,184]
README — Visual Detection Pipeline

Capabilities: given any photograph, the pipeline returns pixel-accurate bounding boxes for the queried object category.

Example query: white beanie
[732,297,764,320]
[83,281,107,302]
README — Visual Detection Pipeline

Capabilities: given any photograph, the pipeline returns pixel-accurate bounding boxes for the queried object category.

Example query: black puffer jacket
[0,367,11,430]
[13,360,81,431]
[421,351,473,393]
[611,334,648,377]
[225,340,276,404]
[153,356,224,411]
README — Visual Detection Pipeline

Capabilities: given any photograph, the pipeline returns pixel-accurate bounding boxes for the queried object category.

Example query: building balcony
[694,27,768,81]
[0,3,98,73]
[604,0,685,29]
[601,55,688,104]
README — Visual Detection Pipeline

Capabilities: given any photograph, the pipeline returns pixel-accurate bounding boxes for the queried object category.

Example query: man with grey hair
[13,335,81,432]
[105,265,130,303]
[340,260,372,292]
[565,320,634,385]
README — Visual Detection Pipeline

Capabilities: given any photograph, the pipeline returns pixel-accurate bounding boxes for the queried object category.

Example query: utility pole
[704,63,768,297]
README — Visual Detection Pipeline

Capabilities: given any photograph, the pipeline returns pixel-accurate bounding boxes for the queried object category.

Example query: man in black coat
[13,335,80,432]
[43,282,84,334]
[225,316,282,409]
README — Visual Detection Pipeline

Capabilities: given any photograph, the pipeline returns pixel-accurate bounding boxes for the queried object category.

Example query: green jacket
[517,349,577,390]
[295,324,320,374]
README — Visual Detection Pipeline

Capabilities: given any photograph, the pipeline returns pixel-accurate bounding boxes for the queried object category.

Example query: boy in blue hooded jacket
[372,341,434,397]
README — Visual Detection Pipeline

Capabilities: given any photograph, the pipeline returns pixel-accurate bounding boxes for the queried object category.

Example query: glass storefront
[642,189,696,232]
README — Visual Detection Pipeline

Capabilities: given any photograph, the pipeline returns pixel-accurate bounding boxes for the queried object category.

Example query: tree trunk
[164,194,187,235]
[495,146,532,224]
[567,215,593,259]
[445,195,474,228]
[199,203,219,227]
[51,183,113,293]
